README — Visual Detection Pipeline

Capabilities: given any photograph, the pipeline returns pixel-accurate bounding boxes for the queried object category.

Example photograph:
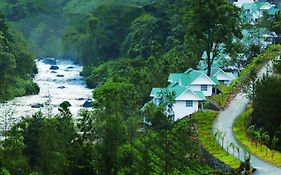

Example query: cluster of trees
[0,12,38,101]
[0,0,151,58]
[249,76,281,152]
[246,125,279,157]
[0,0,246,174]
[75,0,242,106]
[0,82,226,175]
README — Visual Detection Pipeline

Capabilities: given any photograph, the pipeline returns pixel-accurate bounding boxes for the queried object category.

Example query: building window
[201,85,208,91]
[186,100,193,107]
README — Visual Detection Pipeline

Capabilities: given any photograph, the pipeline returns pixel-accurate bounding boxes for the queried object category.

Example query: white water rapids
[0,58,93,124]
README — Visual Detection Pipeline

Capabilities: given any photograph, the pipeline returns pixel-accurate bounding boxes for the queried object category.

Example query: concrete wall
[200,144,236,173]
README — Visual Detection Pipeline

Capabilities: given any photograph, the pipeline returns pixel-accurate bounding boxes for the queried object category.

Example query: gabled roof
[180,71,204,86]
[150,84,188,99]
[169,73,184,83]
[267,6,279,15]
[210,67,222,76]
[194,91,206,100]
[150,83,206,101]
[243,1,275,13]
[184,67,194,74]
[210,76,220,85]
[243,3,259,11]
[170,69,217,86]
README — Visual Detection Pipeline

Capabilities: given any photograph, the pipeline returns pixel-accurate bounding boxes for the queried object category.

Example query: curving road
[213,61,281,175]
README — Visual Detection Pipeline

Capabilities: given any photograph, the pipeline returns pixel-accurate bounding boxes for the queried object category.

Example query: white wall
[188,74,214,96]
[234,0,254,7]
[189,84,213,96]
[172,100,199,120]
[215,71,232,85]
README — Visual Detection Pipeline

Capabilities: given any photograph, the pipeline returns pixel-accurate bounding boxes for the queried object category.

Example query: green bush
[204,101,220,111]
[25,81,40,95]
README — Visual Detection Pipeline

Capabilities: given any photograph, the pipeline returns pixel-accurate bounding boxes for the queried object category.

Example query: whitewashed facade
[187,75,215,96]
[232,0,254,7]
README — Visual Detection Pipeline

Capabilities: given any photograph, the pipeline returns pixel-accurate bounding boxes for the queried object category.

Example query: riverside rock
[50,65,59,70]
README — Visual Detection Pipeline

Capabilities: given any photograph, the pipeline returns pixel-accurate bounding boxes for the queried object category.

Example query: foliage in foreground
[0,82,224,175]
[250,76,281,151]
[233,106,281,167]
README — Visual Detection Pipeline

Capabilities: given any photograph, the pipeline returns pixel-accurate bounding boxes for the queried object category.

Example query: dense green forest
[0,0,150,58]
[249,75,281,151]
[0,12,38,102]
[0,84,229,175]
[2,0,281,174]
[0,0,246,174]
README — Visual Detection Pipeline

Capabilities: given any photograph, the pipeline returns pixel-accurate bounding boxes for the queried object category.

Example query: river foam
[0,58,93,122]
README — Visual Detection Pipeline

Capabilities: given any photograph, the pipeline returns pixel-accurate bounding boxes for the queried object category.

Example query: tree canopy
[186,0,242,75]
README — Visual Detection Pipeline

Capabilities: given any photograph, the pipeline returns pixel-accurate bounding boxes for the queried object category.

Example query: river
[0,58,93,124]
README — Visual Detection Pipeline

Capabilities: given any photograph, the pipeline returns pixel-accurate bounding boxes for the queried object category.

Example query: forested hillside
[0,12,38,101]
[0,0,150,58]
[0,0,249,174]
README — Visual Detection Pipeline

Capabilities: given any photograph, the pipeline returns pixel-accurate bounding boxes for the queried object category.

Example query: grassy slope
[233,107,281,167]
[194,111,241,169]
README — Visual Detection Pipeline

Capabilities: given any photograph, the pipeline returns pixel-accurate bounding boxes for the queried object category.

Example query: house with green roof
[209,67,236,85]
[150,83,206,120]
[168,69,216,97]
[241,1,279,24]
[147,68,235,121]
[231,0,255,8]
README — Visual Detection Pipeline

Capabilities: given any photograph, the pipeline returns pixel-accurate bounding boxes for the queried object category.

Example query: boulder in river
[83,100,93,108]
[66,66,75,71]
[31,103,44,108]
[51,71,57,74]
[42,58,56,65]
[56,74,64,77]
[58,86,66,89]
[50,65,59,70]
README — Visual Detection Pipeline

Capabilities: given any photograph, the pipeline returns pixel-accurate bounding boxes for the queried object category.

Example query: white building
[168,69,216,97]
[231,0,255,8]
[209,67,235,85]
[242,1,278,24]
[150,83,206,121]
[146,68,219,121]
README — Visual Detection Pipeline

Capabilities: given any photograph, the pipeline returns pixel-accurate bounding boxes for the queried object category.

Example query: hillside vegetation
[0,12,38,101]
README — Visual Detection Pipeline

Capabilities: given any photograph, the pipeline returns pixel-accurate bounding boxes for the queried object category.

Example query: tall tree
[186,0,242,76]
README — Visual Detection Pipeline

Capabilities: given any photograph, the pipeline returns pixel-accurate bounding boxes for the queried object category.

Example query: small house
[168,69,217,96]
[150,83,206,121]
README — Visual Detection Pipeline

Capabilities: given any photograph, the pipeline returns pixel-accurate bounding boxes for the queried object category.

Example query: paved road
[213,61,281,175]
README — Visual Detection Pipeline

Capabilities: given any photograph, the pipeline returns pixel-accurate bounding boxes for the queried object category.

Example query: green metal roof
[267,7,279,15]
[194,91,206,101]
[210,67,221,76]
[169,84,188,97]
[210,76,220,85]
[184,67,194,74]
[150,84,187,98]
[180,71,204,86]
[243,2,268,11]
[243,3,259,11]
[169,73,184,83]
